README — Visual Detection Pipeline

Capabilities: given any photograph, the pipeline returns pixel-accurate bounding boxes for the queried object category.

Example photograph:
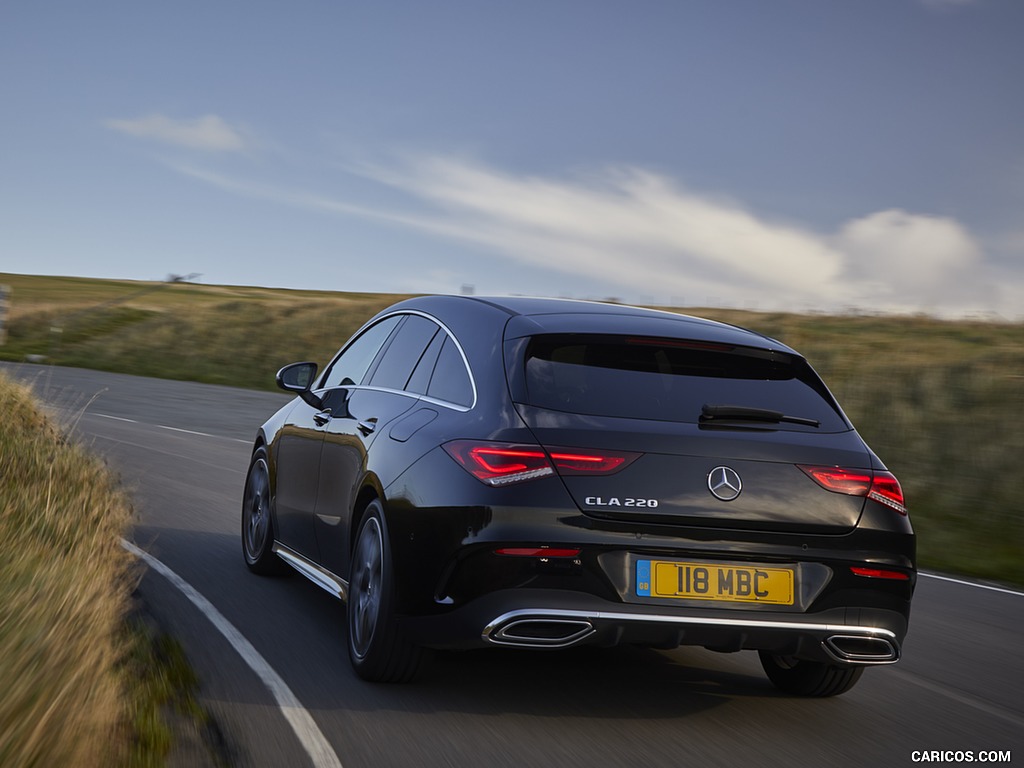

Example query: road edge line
[121,538,343,768]
[919,571,1024,598]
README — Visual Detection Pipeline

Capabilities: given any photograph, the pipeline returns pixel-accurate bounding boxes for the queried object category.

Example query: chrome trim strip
[333,384,473,414]
[482,608,900,663]
[412,310,478,410]
[273,543,349,602]
[317,309,478,411]
[416,392,474,413]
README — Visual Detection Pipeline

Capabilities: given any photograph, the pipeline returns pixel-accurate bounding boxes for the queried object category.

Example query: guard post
[0,285,9,346]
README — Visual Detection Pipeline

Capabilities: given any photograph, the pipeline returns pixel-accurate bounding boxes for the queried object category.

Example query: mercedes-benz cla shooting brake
[242,295,915,695]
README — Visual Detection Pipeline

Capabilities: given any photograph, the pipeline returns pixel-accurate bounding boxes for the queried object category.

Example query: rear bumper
[401,588,908,666]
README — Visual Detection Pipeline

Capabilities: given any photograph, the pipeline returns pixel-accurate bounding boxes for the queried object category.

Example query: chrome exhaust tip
[824,634,899,664]
[489,618,595,648]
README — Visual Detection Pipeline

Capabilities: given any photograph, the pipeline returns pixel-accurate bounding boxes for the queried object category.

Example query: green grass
[0,273,407,387]
[121,614,221,767]
[2,272,1022,586]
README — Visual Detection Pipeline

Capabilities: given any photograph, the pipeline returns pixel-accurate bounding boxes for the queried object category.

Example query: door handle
[357,418,378,436]
[313,409,332,427]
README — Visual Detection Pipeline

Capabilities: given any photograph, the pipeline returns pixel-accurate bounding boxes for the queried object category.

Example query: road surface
[5,362,1022,768]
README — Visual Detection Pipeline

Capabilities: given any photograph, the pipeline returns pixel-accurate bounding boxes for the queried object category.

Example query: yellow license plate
[636,560,794,605]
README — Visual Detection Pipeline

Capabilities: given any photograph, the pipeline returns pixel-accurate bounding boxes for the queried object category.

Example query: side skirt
[273,542,349,602]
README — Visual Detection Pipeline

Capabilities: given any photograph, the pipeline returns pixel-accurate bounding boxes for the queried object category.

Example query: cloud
[353,156,847,307]
[172,152,1007,316]
[106,113,249,152]
[349,156,1000,314]
[834,209,988,310]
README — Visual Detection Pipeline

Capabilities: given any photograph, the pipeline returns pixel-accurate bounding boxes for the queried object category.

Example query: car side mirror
[275,362,323,409]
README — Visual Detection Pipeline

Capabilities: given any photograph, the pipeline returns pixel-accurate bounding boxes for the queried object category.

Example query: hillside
[2,272,1021,585]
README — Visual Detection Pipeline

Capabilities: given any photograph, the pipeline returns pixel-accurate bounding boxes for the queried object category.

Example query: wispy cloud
[170,153,1017,317]
[106,113,250,152]
[353,157,844,301]
[347,155,1004,314]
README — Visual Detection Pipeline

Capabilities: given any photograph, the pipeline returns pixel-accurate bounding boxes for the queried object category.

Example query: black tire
[759,651,864,697]
[347,500,422,683]
[241,448,289,576]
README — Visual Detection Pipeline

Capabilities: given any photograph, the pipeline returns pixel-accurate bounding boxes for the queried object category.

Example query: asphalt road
[5,362,1023,768]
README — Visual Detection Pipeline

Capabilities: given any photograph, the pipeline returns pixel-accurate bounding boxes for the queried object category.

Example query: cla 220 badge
[585,496,660,508]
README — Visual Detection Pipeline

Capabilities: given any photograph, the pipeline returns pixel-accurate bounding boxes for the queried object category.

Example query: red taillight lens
[444,441,554,486]
[547,447,640,475]
[444,441,639,486]
[799,465,907,515]
[798,466,873,495]
[495,547,581,558]
[867,473,907,515]
[850,566,911,581]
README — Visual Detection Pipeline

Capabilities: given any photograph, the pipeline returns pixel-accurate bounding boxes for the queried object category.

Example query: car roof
[386,295,798,356]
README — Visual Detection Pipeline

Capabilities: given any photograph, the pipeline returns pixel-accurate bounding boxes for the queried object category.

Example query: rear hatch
[504,319,872,534]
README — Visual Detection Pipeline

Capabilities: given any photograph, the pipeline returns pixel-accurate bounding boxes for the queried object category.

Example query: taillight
[850,566,911,581]
[444,440,639,487]
[496,547,581,558]
[799,465,907,515]
[548,447,640,475]
[866,473,906,515]
[444,442,553,486]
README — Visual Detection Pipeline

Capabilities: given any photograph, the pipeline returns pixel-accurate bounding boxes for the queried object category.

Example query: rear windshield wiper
[700,404,820,428]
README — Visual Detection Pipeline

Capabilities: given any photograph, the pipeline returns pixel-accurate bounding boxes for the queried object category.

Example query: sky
[2,0,1023,319]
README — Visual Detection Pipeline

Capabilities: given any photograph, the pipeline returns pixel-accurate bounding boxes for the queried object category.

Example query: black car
[242,295,915,695]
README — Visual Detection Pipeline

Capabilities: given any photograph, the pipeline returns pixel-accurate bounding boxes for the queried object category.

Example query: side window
[405,330,445,395]
[368,315,440,390]
[426,336,474,407]
[320,315,402,390]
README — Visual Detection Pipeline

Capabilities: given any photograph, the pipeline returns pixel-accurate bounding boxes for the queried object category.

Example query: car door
[273,314,401,561]
[312,313,442,576]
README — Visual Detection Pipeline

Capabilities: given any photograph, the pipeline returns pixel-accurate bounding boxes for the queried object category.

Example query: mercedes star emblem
[708,466,742,502]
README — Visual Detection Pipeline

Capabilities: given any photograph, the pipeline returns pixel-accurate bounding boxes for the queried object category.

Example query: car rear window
[520,335,848,431]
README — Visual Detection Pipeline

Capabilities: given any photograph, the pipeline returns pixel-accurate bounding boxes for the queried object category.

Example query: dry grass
[0,374,133,767]
[2,274,1022,585]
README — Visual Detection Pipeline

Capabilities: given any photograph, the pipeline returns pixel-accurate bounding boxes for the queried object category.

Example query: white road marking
[121,539,344,768]
[93,413,138,423]
[920,571,1024,598]
[157,423,249,443]
[90,412,248,444]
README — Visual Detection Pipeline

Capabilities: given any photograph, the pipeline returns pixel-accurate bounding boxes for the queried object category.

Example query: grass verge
[121,612,225,768]
[0,372,212,767]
